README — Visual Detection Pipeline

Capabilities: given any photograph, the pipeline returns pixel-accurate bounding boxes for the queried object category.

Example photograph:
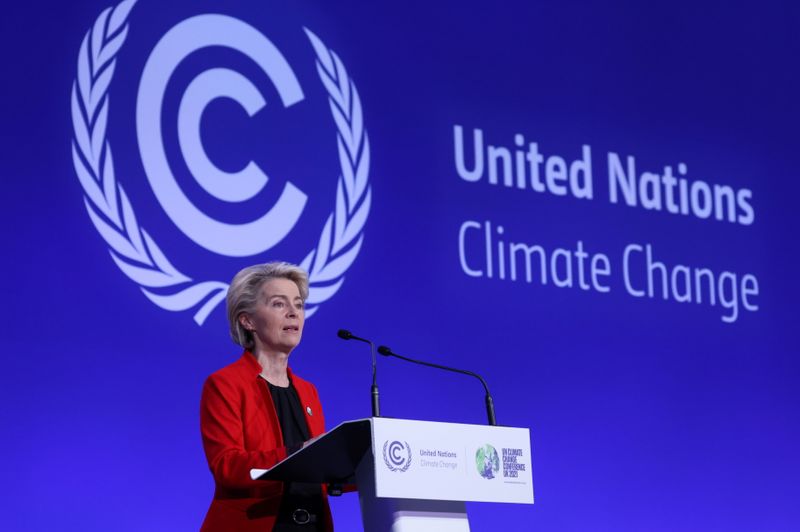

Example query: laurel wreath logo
[382,440,412,473]
[70,0,370,324]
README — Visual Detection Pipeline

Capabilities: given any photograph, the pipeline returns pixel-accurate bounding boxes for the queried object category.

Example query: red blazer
[200,351,333,531]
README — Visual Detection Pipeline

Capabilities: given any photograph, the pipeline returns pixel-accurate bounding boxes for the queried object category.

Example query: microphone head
[377,345,392,356]
[337,329,354,340]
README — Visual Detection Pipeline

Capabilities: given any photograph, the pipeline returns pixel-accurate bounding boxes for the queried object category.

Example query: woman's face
[241,278,305,354]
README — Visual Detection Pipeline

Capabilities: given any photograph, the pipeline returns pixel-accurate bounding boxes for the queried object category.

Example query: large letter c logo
[137,14,307,257]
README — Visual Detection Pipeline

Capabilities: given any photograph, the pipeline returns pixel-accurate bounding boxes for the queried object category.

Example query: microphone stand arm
[369,342,380,418]
[338,329,381,418]
[379,347,497,426]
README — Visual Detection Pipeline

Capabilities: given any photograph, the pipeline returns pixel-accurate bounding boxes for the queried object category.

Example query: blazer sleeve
[200,373,287,490]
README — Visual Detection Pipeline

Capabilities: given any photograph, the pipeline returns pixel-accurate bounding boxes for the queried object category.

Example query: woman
[200,262,332,531]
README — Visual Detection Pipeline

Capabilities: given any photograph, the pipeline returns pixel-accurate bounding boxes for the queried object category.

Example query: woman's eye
[272,301,284,307]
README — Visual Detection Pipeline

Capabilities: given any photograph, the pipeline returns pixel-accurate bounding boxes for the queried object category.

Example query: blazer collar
[241,350,295,379]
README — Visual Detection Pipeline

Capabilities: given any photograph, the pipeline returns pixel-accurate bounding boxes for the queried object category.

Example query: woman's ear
[238,313,253,332]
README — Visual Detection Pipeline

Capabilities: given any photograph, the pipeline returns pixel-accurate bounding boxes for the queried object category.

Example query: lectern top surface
[250,419,372,483]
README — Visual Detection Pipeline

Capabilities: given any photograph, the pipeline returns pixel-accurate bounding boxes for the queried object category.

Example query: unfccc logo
[382,440,412,473]
[70,0,371,324]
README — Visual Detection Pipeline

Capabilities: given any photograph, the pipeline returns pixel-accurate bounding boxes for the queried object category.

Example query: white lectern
[252,418,534,531]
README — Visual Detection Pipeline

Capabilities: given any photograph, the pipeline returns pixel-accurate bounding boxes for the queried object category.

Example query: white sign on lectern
[371,417,534,504]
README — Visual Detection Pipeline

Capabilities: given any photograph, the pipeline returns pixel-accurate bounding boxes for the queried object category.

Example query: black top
[268,381,310,450]
[267,379,323,530]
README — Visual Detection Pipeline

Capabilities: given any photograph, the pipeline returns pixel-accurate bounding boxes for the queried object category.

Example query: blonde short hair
[226,262,309,350]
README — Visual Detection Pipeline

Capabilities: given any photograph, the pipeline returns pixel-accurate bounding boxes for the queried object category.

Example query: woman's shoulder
[288,370,318,395]
[206,352,259,385]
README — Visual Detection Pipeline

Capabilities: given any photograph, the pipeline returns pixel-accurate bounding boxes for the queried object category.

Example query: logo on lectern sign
[69,0,372,324]
[475,444,500,479]
[382,440,412,473]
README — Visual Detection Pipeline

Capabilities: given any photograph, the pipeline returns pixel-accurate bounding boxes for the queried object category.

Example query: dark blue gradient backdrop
[1,1,798,530]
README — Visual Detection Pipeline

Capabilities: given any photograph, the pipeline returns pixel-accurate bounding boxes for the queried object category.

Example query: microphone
[377,345,497,426]
[337,329,380,417]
